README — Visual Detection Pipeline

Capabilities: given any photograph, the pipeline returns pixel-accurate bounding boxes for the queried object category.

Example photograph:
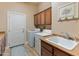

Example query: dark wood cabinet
[54,47,71,56]
[41,41,53,56]
[45,8,51,25]
[41,40,72,56]
[41,40,53,52]
[34,14,38,25]
[34,13,41,25]
[34,7,52,29]
[37,13,41,25]
[0,33,6,56]
[40,12,45,25]
[41,47,52,56]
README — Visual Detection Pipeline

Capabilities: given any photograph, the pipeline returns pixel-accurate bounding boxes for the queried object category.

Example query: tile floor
[11,45,27,56]
[3,43,38,56]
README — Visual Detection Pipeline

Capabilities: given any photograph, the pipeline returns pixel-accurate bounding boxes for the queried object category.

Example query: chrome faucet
[62,32,74,40]
[64,33,70,38]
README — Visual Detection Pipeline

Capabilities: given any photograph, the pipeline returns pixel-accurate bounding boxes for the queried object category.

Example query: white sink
[48,36,79,50]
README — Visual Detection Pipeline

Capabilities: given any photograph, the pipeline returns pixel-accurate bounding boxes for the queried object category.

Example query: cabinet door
[45,8,51,25]
[1,38,5,55]
[41,47,52,56]
[34,15,38,25]
[34,14,41,25]
[40,12,45,25]
[0,40,2,55]
[37,13,41,25]
[41,40,52,52]
[54,47,71,56]
[41,40,54,56]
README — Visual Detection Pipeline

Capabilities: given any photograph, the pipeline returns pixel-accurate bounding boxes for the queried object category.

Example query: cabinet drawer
[41,47,52,56]
[54,47,71,56]
[41,41,52,52]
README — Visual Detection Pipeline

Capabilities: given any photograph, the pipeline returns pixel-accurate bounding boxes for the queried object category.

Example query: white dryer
[35,29,52,55]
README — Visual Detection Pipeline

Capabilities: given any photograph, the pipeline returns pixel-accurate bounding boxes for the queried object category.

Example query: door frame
[7,10,26,47]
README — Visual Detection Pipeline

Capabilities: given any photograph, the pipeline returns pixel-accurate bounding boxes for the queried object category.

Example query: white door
[7,11,26,47]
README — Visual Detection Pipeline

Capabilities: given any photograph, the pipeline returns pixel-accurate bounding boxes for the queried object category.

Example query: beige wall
[0,2,38,32]
[52,2,79,38]
[37,2,51,12]
[0,2,39,42]
[0,2,52,42]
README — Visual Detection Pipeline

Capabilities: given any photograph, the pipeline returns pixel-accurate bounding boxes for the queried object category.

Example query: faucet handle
[61,32,69,38]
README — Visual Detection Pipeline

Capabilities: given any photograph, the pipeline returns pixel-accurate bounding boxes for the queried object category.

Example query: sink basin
[48,36,79,50]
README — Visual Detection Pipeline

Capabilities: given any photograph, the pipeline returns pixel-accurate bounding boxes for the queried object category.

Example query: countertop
[0,32,5,40]
[40,35,79,56]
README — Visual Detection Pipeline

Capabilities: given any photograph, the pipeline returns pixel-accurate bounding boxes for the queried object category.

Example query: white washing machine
[28,29,40,47]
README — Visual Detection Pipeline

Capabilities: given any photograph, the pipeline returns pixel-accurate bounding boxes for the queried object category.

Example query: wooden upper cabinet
[45,8,51,25]
[34,7,52,29]
[37,13,41,25]
[40,12,45,25]
[34,13,41,25]
[34,15,38,25]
